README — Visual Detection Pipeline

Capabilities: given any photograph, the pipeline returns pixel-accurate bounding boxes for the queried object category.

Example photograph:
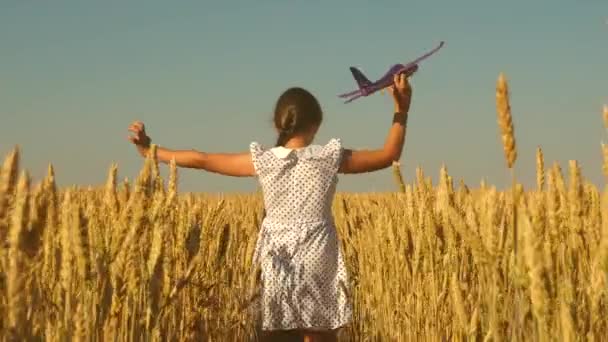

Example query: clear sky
[1,0,607,193]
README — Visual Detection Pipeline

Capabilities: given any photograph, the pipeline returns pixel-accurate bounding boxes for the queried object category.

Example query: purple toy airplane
[338,41,445,103]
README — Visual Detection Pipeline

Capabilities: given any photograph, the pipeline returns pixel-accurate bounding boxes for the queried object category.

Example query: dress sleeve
[250,142,264,175]
[325,138,344,173]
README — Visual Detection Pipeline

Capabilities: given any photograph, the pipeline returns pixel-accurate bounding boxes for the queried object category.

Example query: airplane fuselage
[360,63,418,96]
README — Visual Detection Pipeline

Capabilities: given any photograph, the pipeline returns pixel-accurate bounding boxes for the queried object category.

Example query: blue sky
[1,0,607,192]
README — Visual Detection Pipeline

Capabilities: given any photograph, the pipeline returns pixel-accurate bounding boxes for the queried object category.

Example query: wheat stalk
[536,146,545,191]
[392,161,406,193]
[496,73,517,169]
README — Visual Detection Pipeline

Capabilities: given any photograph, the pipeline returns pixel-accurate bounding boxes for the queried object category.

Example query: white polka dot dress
[249,138,352,331]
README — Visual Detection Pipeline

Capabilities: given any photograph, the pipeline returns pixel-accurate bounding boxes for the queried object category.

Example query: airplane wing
[338,89,361,98]
[343,93,363,103]
[401,41,445,71]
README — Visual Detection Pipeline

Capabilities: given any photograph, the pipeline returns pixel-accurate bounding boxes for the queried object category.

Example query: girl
[128,74,412,341]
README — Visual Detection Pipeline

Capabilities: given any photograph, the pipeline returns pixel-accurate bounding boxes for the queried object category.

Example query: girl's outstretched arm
[128,121,255,177]
[339,73,412,174]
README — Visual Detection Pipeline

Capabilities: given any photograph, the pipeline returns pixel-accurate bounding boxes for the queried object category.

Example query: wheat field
[1,75,608,341]
[1,146,607,341]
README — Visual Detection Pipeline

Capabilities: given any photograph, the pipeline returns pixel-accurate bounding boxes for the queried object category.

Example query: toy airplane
[338,41,445,103]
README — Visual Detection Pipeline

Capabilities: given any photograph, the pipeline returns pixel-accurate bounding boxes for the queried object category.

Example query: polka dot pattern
[249,138,352,331]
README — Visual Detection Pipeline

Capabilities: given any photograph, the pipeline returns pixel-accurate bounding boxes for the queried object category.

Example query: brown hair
[273,87,323,146]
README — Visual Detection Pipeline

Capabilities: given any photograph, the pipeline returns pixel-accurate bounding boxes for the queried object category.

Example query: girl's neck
[283,136,311,149]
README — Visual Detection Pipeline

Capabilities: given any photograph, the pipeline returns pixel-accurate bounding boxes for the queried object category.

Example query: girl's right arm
[339,73,412,174]
[127,122,255,177]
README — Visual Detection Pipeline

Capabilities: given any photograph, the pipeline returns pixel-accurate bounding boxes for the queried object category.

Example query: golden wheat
[0,145,605,341]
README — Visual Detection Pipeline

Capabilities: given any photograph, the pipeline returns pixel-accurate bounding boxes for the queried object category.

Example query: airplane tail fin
[349,67,372,89]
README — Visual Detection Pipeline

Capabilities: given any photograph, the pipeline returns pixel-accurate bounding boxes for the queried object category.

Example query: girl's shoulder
[301,138,342,158]
[250,138,343,173]
[250,138,342,160]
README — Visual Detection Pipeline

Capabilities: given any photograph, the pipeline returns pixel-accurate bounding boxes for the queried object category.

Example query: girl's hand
[388,73,412,114]
[128,121,152,156]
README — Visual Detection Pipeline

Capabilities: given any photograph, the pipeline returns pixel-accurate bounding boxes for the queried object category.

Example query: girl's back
[251,138,342,224]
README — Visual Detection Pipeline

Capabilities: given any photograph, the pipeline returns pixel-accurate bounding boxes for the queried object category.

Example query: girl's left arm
[128,121,255,177]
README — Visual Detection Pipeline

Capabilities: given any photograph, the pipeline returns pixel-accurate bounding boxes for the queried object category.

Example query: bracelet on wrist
[393,111,408,124]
